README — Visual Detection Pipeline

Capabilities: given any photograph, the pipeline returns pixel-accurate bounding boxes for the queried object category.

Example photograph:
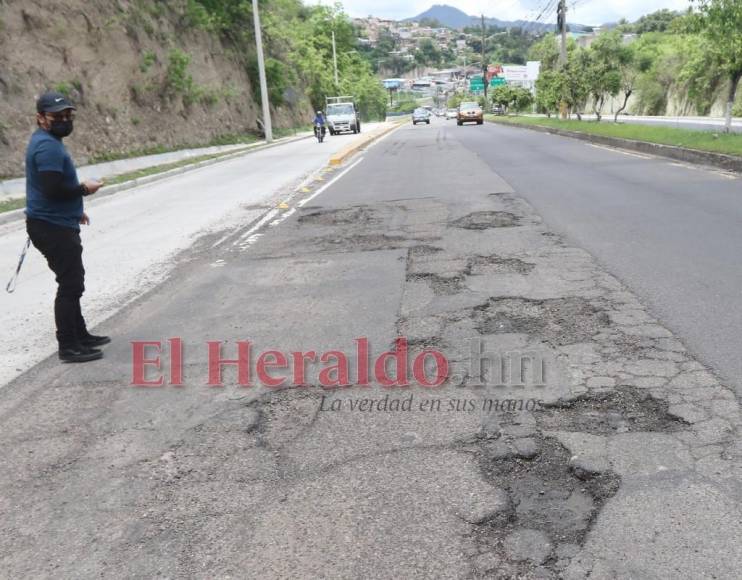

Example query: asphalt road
[0,117,740,579]
[448,119,742,397]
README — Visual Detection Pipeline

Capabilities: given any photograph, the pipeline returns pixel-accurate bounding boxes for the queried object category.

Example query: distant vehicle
[458,102,484,126]
[492,104,505,116]
[446,108,458,120]
[412,108,431,125]
[326,96,361,135]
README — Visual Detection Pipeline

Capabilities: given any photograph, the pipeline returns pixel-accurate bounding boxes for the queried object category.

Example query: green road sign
[469,79,485,91]
[490,77,507,87]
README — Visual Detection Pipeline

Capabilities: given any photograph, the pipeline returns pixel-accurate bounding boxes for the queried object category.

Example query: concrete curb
[0,133,313,227]
[489,119,742,174]
[329,121,406,166]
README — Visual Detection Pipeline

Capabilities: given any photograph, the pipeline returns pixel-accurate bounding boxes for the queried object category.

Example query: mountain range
[404,4,589,33]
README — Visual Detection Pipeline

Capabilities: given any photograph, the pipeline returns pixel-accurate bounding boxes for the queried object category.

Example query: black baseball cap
[36,91,77,114]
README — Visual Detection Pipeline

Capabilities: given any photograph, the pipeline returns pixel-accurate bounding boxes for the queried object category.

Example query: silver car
[412,108,431,125]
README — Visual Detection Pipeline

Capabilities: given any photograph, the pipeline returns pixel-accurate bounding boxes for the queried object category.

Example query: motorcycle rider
[313,110,326,140]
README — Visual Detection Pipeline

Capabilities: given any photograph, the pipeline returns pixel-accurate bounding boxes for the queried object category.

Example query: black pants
[27,218,89,348]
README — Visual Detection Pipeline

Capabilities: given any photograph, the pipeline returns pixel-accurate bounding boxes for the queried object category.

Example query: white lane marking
[238,232,264,251]
[211,232,233,249]
[297,157,365,208]
[232,208,279,247]
[589,143,652,159]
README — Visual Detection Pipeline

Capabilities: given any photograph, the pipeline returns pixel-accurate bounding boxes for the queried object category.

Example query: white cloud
[310,0,692,26]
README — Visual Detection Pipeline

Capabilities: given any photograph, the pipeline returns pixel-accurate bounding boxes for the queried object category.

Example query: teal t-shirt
[25,128,82,230]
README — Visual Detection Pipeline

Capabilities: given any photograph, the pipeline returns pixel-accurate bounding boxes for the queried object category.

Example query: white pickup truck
[326,97,361,135]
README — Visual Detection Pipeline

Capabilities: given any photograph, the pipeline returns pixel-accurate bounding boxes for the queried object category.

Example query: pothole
[312,234,410,253]
[407,273,465,296]
[473,297,610,346]
[470,435,620,577]
[451,211,521,230]
[536,387,687,435]
[298,206,378,226]
[466,255,535,276]
[409,244,444,257]
[247,387,325,449]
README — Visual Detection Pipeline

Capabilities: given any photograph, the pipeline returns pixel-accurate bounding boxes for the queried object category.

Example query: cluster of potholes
[293,206,527,255]
[291,202,690,576]
[405,249,536,298]
[241,384,688,578]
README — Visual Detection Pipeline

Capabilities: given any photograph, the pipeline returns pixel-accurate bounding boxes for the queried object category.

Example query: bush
[184,0,212,29]
[165,48,194,96]
[390,99,419,114]
[140,50,157,73]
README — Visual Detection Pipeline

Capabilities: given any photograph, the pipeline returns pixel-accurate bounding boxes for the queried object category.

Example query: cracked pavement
[1,120,741,579]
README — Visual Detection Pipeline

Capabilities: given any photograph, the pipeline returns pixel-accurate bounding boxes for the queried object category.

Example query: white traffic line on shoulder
[297,157,365,208]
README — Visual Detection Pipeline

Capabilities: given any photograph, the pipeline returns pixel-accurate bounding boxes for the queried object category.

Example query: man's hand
[82,179,103,195]
[80,212,90,226]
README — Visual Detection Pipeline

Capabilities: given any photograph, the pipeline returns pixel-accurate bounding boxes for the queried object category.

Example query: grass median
[486,115,742,158]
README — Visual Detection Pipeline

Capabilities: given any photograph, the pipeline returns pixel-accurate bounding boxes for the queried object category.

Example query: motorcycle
[314,122,326,143]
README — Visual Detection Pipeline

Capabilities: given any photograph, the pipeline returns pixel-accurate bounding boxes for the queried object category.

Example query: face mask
[49,119,74,138]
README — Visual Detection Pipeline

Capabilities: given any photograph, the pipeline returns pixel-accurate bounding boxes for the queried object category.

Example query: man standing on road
[25,91,109,363]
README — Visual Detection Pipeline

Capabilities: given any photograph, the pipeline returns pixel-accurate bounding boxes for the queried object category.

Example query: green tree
[586,32,623,121]
[564,48,591,119]
[490,85,514,111]
[633,9,682,34]
[535,70,565,116]
[489,85,533,113]
[528,34,560,70]
[613,42,641,121]
[692,0,742,131]
[416,38,442,67]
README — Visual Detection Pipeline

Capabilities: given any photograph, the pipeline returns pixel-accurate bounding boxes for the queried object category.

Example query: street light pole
[558,0,568,67]
[252,0,273,143]
[332,29,339,86]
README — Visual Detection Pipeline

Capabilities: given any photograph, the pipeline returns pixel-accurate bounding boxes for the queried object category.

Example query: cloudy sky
[311,0,692,26]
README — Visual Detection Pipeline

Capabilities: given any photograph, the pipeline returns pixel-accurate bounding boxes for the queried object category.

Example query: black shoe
[81,334,111,347]
[59,345,103,363]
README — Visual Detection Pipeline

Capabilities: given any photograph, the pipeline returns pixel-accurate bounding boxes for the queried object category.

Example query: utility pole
[332,29,339,86]
[252,0,272,142]
[557,0,568,119]
[481,14,487,99]
[558,0,568,67]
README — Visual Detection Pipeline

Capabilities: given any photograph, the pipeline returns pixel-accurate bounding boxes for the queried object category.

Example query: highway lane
[451,119,742,395]
[0,124,386,387]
